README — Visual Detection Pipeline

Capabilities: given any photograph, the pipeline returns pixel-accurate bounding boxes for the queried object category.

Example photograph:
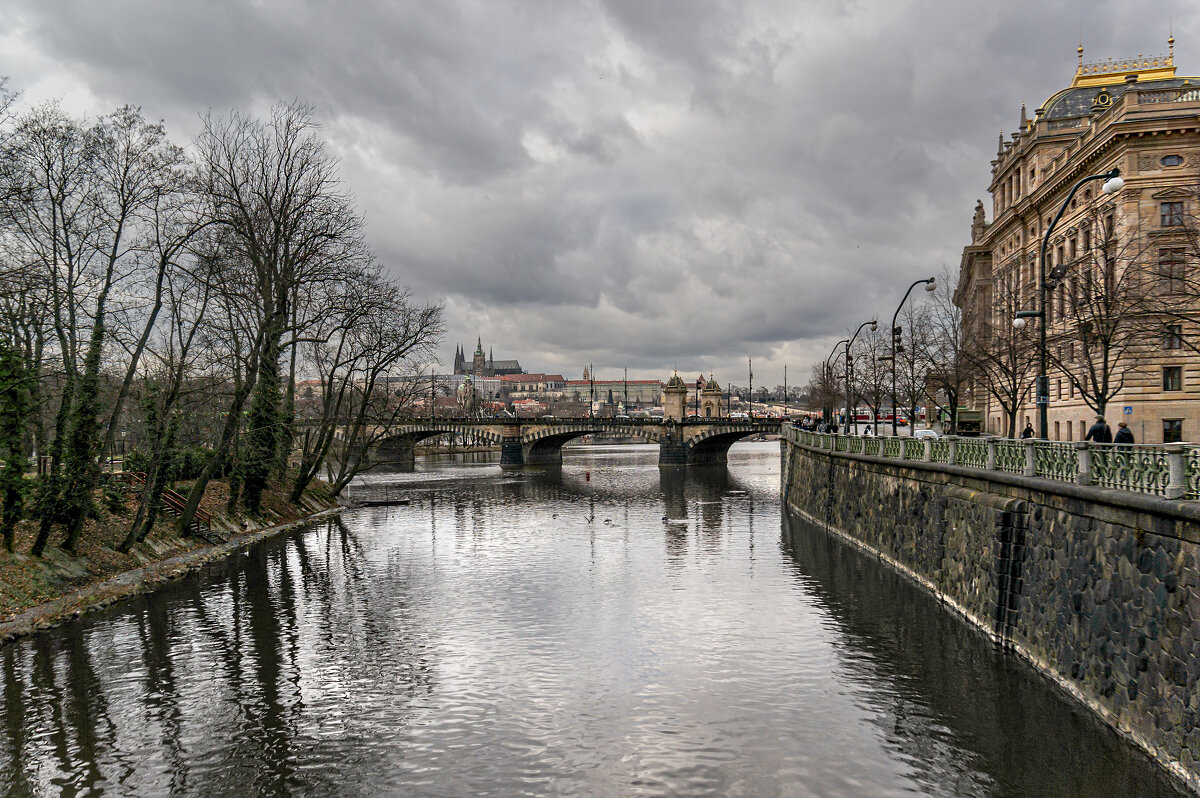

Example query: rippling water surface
[0,442,1188,797]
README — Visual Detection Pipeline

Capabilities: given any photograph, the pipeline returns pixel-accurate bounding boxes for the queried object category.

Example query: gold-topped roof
[1071,39,1176,87]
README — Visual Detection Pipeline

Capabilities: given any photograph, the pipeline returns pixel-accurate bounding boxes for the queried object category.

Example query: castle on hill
[453,337,524,377]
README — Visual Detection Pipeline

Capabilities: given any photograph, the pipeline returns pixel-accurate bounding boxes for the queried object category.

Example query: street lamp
[889,277,937,437]
[1016,168,1122,439]
[824,339,848,428]
[846,320,878,434]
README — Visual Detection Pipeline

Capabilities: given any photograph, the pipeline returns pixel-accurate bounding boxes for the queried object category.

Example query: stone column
[1023,439,1037,477]
[1074,442,1091,485]
[1165,443,1187,499]
[923,438,933,462]
[946,436,958,466]
[986,439,997,471]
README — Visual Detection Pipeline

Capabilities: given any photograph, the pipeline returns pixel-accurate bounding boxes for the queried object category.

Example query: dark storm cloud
[3,0,1196,384]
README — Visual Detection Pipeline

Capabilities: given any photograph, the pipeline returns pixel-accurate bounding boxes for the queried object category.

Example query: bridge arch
[373,424,507,470]
[522,424,661,465]
[682,427,766,466]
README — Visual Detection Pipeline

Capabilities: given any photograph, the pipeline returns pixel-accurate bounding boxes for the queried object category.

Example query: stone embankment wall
[781,439,1200,792]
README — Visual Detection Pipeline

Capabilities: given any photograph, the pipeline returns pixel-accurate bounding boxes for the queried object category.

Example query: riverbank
[0,479,341,644]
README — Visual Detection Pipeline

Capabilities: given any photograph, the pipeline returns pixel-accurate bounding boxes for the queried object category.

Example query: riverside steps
[780,425,1200,792]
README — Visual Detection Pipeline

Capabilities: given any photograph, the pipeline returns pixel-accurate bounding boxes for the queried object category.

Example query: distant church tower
[472,337,486,376]
[453,344,466,375]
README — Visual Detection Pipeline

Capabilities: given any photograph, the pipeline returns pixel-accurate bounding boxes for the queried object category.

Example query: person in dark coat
[1020,423,1034,439]
[1084,416,1113,443]
[1114,422,1134,444]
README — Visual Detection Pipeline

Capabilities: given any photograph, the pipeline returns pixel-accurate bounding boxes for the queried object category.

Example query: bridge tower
[664,371,688,421]
[700,375,723,418]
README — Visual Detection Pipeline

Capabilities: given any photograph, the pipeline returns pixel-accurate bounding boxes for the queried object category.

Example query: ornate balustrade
[1137,87,1200,104]
[783,425,1200,501]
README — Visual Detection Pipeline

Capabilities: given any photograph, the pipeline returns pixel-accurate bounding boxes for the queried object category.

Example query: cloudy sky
[2,0,1194,387]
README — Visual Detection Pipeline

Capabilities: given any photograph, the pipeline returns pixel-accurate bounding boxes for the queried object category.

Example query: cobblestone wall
[783,440,1200,792]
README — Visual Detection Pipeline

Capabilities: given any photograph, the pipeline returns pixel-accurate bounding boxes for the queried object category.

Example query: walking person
[1084,416,1113,443]
[1114,422,1134,444]
[1020,422,1034,439]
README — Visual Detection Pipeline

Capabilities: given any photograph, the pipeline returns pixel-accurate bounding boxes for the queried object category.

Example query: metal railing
[782,424,1200,501]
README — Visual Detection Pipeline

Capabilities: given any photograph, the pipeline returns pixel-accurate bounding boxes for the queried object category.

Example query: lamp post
[824,339,849,428]
[1014,168,1123,439]
[846,320,878,434]
[887,277,937,437]
[748,357,753,419]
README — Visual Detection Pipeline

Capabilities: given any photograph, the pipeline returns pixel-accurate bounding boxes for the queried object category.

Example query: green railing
[1187,447,1200,500]
[956,439,989,469]
[783,424,1197,502]
[993,439,1025,474]
[901,439,924,461]
[1035,441,1078,482]
[1090,445,1171,497]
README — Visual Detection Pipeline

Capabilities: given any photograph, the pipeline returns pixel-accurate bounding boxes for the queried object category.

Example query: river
[0,442,1188,796]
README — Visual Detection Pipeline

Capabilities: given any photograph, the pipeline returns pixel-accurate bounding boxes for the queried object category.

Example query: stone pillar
[1074,442,1091,485]
[1165,443,1187,499]
[658,421,688,466]
[1023,439,1037,477]
[986,439,997,471]
[947,436,958,465]
[923,438,933,462]
[500,434,524,468]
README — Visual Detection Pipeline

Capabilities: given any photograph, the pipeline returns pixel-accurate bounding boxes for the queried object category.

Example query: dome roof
[1042,76,1190,120]
[702,377,721,393]
[665,372,687,390]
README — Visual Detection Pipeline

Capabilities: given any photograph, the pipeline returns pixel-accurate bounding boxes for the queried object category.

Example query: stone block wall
[783,440,1200,791]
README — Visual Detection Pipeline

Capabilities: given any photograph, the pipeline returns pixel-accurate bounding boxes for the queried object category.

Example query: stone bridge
[369,417,781,469]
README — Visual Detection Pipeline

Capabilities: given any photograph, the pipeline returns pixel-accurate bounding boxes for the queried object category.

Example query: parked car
[914,428,941,439]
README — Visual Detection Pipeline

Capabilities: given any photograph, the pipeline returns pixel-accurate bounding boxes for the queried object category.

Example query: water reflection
[0,443,1188,797]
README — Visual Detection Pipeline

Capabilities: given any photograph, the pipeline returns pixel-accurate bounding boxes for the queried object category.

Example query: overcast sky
[2,1,1194,387]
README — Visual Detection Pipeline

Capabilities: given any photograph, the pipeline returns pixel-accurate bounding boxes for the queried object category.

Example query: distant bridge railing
[395,416,782,426]
[784,425,1200,501]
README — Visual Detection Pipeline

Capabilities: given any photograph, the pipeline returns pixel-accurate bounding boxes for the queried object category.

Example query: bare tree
[964,266,1037,437]
[193,101,366,513]
[851,327,889,433]
[1044,209,1161,418]
[922,267,974,433]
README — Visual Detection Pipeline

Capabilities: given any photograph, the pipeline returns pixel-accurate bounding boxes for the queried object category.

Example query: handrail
[782,424,1199,501]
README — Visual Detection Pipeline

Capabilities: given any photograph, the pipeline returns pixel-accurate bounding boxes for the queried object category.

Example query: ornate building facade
[956,41,1200,443]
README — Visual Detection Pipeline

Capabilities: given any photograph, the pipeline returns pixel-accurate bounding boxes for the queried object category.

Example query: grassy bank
[0,478,339,628]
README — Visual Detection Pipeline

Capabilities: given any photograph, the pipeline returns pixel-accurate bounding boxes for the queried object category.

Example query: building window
[1054,421,1060,441]
[1165,324,1183,350]
[1163,366,1183,391]
[1162,154,1183,167]
[1066,421,1073,441]
[1158,249,1187,294]
[1161,201,1185,227]
[1164,418,1184,443]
